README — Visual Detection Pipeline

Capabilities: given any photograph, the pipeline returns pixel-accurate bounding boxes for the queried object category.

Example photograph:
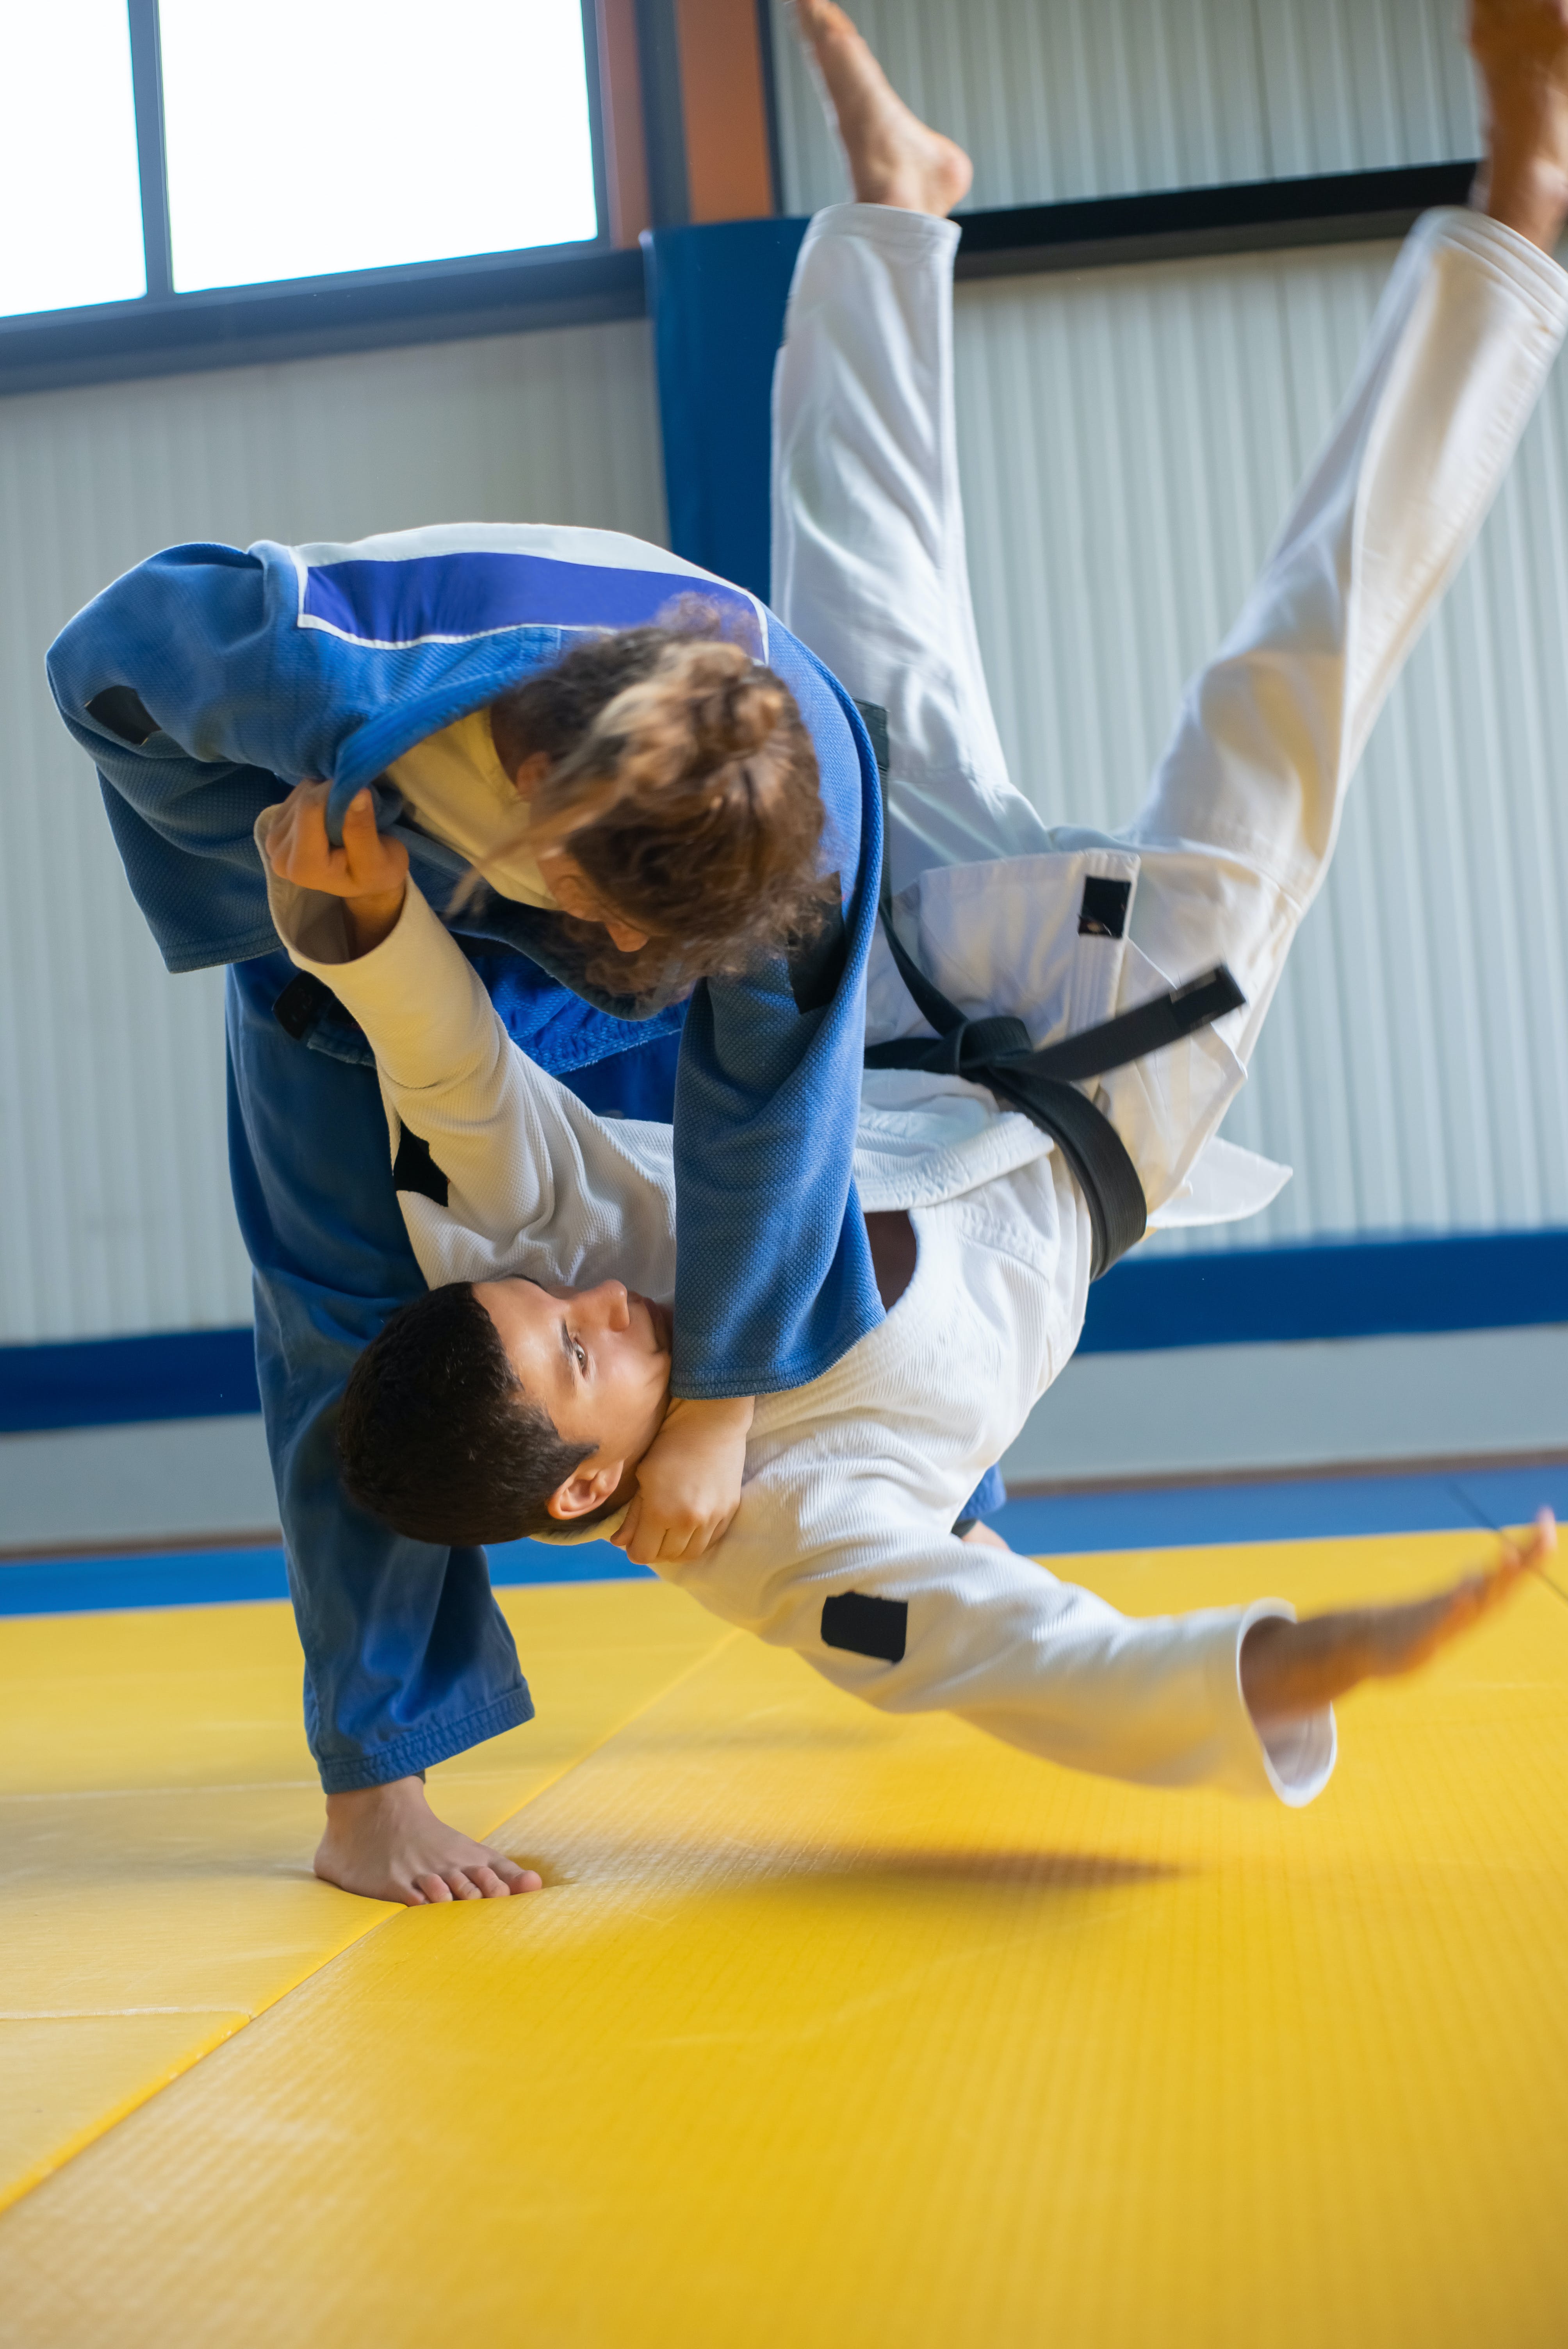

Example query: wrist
[666,1393,755,1432]
[343,882,407,957]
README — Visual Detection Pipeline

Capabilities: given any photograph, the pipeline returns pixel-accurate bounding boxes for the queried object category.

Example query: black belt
[853,701,1245,1281]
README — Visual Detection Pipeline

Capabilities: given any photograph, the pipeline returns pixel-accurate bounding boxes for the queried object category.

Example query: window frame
[0,0,629,395]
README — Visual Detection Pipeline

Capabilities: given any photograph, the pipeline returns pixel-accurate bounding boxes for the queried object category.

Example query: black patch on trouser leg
[821,1591,907,1664]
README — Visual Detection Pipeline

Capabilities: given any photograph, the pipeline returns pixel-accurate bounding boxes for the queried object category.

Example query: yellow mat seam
[467,1629,745,1858]
[0,1620,742,2220]
[0,2014,251,2216]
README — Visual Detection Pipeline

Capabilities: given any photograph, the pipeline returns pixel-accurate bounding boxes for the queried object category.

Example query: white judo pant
[774,200,1568,1088]
[731,199,1568,1803]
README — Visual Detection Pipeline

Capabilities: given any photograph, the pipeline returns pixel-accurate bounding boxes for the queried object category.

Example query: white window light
[0,0,145,319]
[159,0,600,296]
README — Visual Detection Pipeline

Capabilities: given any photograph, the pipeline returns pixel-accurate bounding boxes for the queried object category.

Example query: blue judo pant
[228,946,1003,1793]
[226,948,685,1790]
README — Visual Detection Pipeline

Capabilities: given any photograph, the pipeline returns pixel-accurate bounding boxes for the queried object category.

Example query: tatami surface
[4,1537,1567,2346]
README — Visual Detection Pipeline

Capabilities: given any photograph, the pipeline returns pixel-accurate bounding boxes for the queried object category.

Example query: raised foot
[795,0,973,218]
[315,1776,544,1905]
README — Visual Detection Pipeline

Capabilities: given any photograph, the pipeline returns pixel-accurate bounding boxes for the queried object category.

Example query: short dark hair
[336,1281,595,1546]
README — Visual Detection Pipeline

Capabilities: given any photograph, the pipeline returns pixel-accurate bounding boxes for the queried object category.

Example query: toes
[413,1872,454,1903]
[445,1869,483,1900]
[495,1862,544,1895]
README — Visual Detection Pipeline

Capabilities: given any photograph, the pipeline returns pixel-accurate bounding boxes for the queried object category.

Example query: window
[159,0,599,292]
[0,0,600,329]
[0,0,145,317]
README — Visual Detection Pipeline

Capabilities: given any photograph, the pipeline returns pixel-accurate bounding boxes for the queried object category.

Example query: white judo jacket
[264,861,1329,1807]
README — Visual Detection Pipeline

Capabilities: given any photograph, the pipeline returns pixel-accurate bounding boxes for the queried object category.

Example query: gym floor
[4,1492,1568,2347]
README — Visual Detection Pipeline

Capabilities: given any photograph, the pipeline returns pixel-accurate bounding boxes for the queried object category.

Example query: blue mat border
[5,1467,1564,1617]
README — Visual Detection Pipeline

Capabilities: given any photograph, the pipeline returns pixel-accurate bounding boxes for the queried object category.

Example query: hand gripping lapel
[853,704,1245,1281]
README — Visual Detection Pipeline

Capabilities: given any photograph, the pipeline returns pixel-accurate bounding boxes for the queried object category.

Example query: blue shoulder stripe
[300,550,763,653]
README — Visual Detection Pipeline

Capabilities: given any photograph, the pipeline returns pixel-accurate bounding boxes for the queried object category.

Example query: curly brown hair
[478,606,827,1000]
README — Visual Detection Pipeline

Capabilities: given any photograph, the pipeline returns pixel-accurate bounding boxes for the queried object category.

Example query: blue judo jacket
[49,524,885,1789]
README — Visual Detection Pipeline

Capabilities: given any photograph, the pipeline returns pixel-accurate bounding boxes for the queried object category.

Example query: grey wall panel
[771,0,1480,216]
[0,318,666,1343]
[1254,0,1479,180]
[950,239,1568,1253]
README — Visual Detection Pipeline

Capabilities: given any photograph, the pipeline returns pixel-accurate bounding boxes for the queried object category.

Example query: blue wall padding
[645,216,809,599]
[1077,1228,1568,1353]
[5,1230,1566,1432]
[0,1326,262,1434]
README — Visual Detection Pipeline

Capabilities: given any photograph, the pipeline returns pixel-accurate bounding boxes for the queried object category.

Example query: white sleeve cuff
[1226,1597,1338,1808]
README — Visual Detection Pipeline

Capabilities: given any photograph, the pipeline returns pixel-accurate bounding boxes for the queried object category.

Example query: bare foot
[1241,1508,1556,1729]
[795,0,973,218]
[1469,0,1568,251]
[315,1776,543,1904]
[960,1519,1009,1550]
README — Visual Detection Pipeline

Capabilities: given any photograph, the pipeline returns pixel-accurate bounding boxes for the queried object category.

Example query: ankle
[324,1774,427,1820]
[1479,144,1568,249]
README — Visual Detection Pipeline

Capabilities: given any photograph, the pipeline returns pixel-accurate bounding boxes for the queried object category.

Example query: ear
[511,750,552,800]
[547,1460,625,1522]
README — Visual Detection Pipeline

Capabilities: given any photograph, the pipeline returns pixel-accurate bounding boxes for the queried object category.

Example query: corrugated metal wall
[951,240,1568,1253]
[0,319,666,1342]
[770,0,1480,215]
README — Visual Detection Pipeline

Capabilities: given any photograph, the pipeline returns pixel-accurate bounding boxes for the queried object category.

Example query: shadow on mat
[503,1841,1183,1897]
[815,1847,1181,1891]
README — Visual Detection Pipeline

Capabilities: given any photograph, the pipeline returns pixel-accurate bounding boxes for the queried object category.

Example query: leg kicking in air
[251,1,1568,1895]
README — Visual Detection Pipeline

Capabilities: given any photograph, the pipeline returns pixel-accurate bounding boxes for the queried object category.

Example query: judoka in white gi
[262,0,1568,1900]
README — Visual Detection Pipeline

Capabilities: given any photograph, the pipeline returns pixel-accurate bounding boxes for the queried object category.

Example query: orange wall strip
[673,0,776,224]
[595,0,653,245]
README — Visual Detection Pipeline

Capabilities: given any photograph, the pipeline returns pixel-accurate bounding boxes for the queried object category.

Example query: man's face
[474,1275,672,1521]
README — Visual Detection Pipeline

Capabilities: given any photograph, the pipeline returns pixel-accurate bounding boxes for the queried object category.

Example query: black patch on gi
[271,970,332,1041]
[821,1590,907,1665]
[787,883,847,1014]
[1078,876,1131,939]
[86,685,159,745]
[393,1127,449,1208]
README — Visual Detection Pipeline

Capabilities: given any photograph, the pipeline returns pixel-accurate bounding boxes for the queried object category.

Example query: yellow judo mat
[3,1533,1567,2347]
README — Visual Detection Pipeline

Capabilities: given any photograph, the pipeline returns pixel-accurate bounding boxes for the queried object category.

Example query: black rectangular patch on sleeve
[392,1126,449,1208]
[1078,876,1132,939]
[821,1591,907,1665]
[86,685,159,745]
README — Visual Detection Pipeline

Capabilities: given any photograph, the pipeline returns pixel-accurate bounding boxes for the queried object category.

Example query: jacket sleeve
[684,1492,1335,1807]
[264,851,561,1252]
[668,658,886,1401]
[47,544,335,971]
